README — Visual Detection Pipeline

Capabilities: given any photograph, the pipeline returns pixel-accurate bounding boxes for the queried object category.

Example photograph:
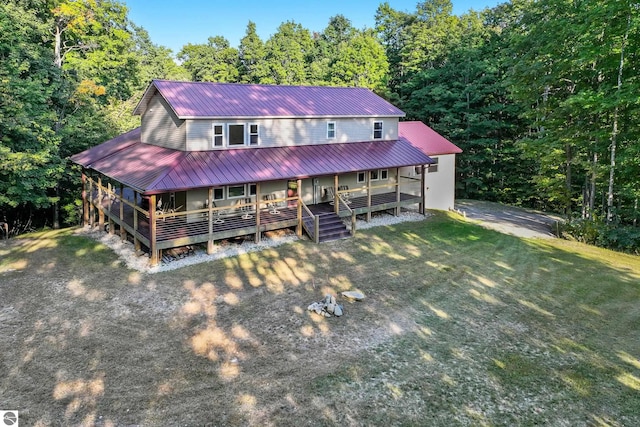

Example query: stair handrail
[337,196,356,236]
[300,200,320,243]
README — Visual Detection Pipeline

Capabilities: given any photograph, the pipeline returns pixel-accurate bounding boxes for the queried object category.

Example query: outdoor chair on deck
[263,194,280,214]
[209,201,224,224]
[239,198,254,219]
[325,187,336,205]
[338,185,352,204]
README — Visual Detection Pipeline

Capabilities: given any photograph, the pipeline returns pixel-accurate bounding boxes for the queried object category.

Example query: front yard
[1,212,639,426]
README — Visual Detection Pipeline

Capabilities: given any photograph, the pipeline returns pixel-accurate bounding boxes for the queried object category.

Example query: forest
[1,0,639,252]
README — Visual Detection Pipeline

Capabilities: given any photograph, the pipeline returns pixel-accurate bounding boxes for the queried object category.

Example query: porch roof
[71,129,433,195]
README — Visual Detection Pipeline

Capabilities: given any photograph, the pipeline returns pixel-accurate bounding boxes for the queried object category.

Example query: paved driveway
[454,200,564,239]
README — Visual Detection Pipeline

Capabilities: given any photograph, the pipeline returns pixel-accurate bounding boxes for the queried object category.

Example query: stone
[341,291,365,301]
[334,305,343,316]
[326,303,335,314]
[330,295,336,305]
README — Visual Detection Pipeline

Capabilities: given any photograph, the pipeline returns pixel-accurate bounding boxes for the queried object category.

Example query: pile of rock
[307,294,343,317]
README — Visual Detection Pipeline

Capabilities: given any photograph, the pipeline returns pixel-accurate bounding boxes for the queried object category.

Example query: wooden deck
[90,188,422,261]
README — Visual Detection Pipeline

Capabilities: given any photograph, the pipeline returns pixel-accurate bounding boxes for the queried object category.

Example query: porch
[84,174,425,266]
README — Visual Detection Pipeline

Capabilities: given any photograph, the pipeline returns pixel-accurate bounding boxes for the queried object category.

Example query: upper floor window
[212,123,261,148]
[373,121,383,139]
[249,124,259,145]
[427,157,439,173]
[213,125,224,147]
[327,121,336,139]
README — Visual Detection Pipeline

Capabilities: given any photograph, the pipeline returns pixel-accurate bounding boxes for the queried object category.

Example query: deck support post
[88,174,95,227]
[207,187,214,254]
[333,175,339,214]
[119,184,126,241]
[255,183,261,243]
[395,168,401,216]
[107,182,114,234]
[98,176,105,228]
[133,191,141,252]
[81,171,89,226]
[420,165,426,215]
[366,172,372,222]
[149,194,159,266]
[296,179,303,237]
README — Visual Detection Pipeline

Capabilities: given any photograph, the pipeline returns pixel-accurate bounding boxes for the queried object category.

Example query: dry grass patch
[1,213,639,426]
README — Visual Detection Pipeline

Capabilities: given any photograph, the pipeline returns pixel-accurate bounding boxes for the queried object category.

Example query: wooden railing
[300,200,320,243]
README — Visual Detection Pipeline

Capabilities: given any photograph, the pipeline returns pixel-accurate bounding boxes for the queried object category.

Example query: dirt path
[455,199,563,239]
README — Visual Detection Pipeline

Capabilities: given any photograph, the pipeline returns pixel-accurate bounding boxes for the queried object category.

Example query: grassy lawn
[1,212,639,426]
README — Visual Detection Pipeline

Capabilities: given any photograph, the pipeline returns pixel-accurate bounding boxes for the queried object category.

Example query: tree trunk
[607,11,630,222]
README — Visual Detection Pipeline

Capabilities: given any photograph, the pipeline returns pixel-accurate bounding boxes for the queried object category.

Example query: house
[71,80,461,266]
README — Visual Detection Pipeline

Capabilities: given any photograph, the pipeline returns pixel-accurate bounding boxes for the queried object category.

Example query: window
[213,188,224,200]
[373,121,383,139]
[357,172,366,183]
[249,183,257,196]
[380,169,388,180]
[327,121,336,139]
[249,124,259,146]
[414,166,422,175]
[227,185,246,199]
[370,170,379,181]
[213,124,224,147]
[228,124,245,146]
[427,157,439,173]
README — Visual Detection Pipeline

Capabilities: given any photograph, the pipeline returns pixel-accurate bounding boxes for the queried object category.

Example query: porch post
[255,183,261,243]
[133,191,140,251]
[333,174,339,214]
[107,182,114,234]
[98,176,105,228]
[119,184,126,241]
[88,174,95,227]
[366,172,372,222]
[395,167,401,216]
[296,178,303,237]
[420,165,427,215]
[207,187,214,254]
[81,171,89,226]
[149,194,159,266]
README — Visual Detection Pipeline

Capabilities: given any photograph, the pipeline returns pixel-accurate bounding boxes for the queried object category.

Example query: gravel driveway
[454,199,564,239]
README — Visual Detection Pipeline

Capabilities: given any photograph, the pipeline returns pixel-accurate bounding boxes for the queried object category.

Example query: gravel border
[74,210,429,273]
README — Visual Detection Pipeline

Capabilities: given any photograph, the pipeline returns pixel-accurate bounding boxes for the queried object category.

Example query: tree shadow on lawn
[1,216,639,426]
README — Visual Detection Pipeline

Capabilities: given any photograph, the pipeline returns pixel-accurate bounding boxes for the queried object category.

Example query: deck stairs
[303,211,351,243]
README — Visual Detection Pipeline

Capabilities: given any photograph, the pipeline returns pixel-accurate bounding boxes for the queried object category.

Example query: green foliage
[178,36,239,82]
[561,217,640,254]
[262,21,314,85]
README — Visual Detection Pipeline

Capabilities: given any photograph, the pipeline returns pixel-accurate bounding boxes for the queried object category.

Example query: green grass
[1,212,639,426]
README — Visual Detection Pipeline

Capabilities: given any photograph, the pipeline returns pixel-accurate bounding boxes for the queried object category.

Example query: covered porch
[82,170,426,266]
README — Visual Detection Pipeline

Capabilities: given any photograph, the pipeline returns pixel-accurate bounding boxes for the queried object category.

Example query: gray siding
[185,117,399,151]
[141,94,186,150]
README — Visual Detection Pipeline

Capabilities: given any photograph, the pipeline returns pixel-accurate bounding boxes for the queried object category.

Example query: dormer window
[327,121,336,139]
[373,121,383,139]
[228,124,245,146]
[249,124,259,145]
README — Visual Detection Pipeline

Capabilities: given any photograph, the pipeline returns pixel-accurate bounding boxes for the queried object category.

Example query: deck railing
[300,200,320,243]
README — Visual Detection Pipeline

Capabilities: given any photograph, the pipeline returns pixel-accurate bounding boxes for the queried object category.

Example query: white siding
[141,94,186,150]
[185,117,399,151]
[400,154,457,211]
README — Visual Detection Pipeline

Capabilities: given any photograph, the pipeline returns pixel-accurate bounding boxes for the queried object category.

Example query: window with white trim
[357,171,366,183]
[327,121,336,139]
[427,157,439,173]
[373,121,383,139]
[249,183,257,196]
[213,124,224,147]
[249,124,259,146]
[380,169,388,180]
[370,170,379,181]
[228,124,245,146]
[227,184,246,199]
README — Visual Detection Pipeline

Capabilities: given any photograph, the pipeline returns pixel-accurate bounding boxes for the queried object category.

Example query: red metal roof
[134,80,406,119]
[70,127,141,166]
[399,121,462,156]
[72,130,433,194]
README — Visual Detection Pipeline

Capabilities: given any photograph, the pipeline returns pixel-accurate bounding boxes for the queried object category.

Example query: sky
[124,0,504,55]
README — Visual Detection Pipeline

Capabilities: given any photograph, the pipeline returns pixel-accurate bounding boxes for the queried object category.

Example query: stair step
[303,210,352,243]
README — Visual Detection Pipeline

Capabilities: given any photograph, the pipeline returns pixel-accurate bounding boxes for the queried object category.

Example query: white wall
[400,154,457,211]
